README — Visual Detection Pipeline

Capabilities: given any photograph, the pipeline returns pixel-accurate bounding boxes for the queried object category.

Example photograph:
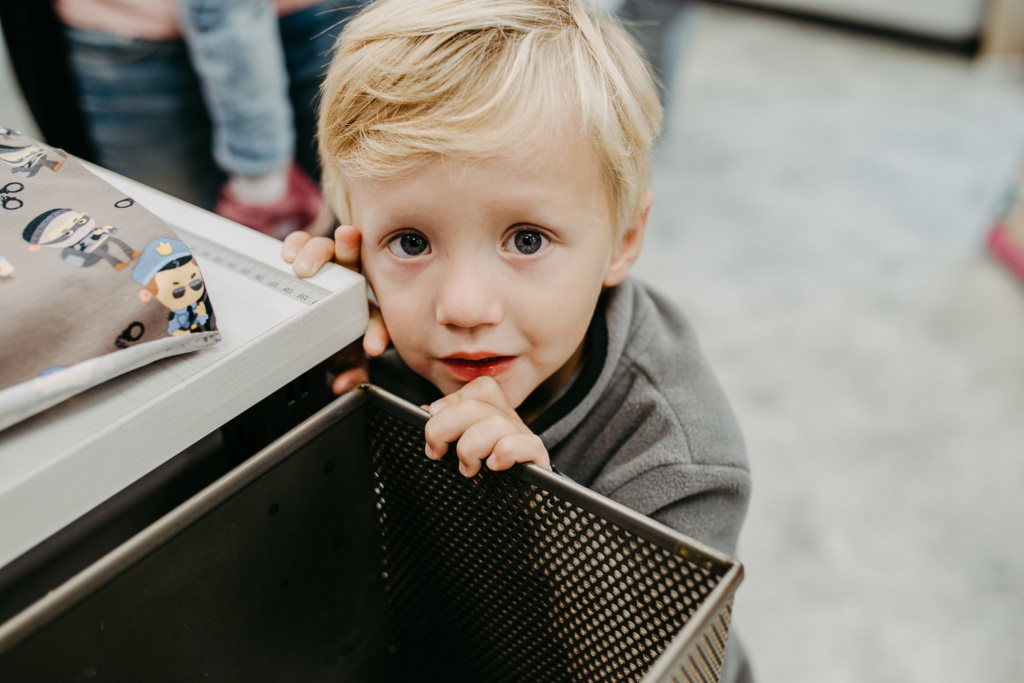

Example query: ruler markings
[174,228,330,306]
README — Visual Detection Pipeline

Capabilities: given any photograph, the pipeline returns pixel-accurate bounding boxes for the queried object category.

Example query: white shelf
[0,166,367,571]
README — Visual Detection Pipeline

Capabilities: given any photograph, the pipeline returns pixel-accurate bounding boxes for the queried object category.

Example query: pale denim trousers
[63,0,360,209]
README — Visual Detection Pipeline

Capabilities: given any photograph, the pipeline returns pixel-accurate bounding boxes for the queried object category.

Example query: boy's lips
[439,354,515,382]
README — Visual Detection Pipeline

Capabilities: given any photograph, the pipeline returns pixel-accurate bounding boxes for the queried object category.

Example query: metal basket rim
[362,383,741,574]
[1,383,745,683]
[364,383,745,683]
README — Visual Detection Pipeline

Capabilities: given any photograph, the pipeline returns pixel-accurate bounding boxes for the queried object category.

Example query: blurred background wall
[629,2,1024,682]
[0,26,39,138]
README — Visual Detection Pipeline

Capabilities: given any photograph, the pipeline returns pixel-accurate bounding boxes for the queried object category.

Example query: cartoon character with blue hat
[132,238,216,336]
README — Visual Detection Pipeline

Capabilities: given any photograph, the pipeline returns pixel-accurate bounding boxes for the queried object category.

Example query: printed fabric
[0,127,221,431]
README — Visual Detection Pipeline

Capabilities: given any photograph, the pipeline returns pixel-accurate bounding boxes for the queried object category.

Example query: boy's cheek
[378,306,454,394]
[375,299,419,349]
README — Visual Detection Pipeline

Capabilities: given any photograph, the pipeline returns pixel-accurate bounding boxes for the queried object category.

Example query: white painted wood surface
[0,166,367,571]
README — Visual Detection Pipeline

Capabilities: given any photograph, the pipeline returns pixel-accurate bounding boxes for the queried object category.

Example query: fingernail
[365,337,384,356]
[282,244,297,260]
[429,398,446,414]
[425,443,435,459]
[297,256,316,273]
[486,454,498,470]
[458,461,469,477]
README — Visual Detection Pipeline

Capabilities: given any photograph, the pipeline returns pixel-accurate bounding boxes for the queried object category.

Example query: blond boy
[285,1,752,678]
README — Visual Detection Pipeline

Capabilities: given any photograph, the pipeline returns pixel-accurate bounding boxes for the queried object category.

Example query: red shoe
[988,222,1024,284]
[215,162,326,240]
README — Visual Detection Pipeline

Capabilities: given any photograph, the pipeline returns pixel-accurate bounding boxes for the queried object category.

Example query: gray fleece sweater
[369,276,753,681]
[372,276,751,555]
[538,276,754,683]
[537,276,751,558]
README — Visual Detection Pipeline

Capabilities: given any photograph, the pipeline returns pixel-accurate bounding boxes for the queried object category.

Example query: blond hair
[318,0,662,239]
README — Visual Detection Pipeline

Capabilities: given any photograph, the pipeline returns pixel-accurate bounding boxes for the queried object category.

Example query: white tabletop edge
[0,274,368,570]
[86,163,357,293]
[0,163,369,571]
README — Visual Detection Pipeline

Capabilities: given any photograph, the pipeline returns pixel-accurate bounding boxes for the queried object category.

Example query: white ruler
[175,228,330,306]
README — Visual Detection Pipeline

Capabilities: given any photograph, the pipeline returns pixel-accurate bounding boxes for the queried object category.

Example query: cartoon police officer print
[132,238,216,336]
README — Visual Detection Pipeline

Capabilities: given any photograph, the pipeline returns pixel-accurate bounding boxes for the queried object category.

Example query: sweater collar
[531,277,638,445]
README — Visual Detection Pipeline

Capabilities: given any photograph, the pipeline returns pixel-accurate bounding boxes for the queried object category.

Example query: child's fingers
[290,224,391,358]
[423,378,530,471]
[362,304,390,356]
[329,339,369,394]
[332,366,368,395]
[290,236,336,278]
[333,224,363,272]
[454,414,524,477]
[427,376,514,418]
[423,398,506,461]
[487,433,550,472]
[457,376,513,411]
[281,230,311,263]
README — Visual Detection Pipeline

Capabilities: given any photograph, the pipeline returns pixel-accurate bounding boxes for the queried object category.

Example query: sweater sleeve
[549,336,751,558]
[581,370,751,557]
[645,465,751,558]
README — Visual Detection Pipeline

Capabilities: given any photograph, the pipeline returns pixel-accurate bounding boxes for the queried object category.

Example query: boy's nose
[434,262,503,329]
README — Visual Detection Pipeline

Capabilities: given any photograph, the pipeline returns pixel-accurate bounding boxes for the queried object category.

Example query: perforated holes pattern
[367,404,732,683]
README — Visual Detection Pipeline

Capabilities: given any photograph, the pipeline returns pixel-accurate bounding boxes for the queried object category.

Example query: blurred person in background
[2,0,367,238]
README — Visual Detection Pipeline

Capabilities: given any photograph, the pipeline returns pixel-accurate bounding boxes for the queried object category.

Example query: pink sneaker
[988,222,1024,285]
[215,162,327,240]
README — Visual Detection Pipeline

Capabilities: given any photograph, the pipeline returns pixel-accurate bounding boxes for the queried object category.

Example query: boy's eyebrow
[382,195,576,226]
[362,206,433,228]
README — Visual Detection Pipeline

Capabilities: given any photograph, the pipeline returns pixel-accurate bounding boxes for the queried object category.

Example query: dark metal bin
[0,384,742,682]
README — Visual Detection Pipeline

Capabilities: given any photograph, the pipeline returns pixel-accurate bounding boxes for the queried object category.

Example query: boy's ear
[603,191,652,287]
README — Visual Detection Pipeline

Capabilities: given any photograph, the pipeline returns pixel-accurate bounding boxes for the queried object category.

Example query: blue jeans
[63,1,360,210]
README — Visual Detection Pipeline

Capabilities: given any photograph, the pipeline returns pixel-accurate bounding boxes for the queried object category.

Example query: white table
[0,167,367,571]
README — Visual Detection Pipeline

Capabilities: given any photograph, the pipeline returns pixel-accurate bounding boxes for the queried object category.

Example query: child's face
[350,133,642,416]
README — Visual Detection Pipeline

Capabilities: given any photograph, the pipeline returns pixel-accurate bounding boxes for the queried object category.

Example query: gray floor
[638,5,1024,683]
[3,5,1024,682]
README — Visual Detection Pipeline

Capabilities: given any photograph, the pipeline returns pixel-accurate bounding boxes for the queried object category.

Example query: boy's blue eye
[388,233,430,258]
[507,229,546,255]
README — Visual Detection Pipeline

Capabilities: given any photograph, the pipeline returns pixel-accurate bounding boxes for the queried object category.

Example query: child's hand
[282,225,391,392]
[424,377,551,477]
[281,228,335,278]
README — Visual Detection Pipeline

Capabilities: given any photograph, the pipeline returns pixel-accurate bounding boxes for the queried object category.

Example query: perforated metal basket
[0,384,742,682]
[365,385,743,683]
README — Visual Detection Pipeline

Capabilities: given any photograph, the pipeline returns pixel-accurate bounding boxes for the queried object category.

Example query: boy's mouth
[439,354,515,382]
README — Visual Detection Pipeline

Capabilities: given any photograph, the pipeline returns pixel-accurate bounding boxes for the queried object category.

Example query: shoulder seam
[618,354,696,461]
